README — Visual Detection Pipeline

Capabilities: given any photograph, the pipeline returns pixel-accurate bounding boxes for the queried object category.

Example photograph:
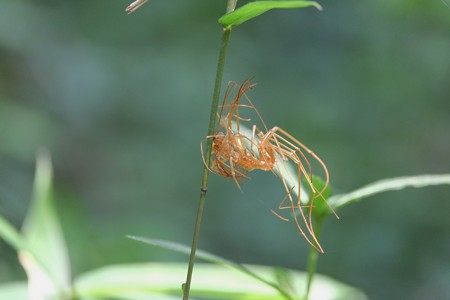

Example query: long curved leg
[259,127,332,252]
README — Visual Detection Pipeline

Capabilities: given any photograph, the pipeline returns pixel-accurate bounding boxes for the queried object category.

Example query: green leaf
[218,1,322,28]
[308,175,333,218]
[0,214,27,252]
[74,263,368,300]
[0,282,28,300]
[0,211,58,295]
[273,268,296,297]
[328,174,450,210]
[127,236,293,299]
[20,150,71,297]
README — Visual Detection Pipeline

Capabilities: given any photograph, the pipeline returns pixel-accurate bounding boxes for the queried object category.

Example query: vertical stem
[303,217,325,300]
[226,0,238,12]
[182,2,236,300]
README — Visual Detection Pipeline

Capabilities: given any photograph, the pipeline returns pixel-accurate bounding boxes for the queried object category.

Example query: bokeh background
[1,0,449,299]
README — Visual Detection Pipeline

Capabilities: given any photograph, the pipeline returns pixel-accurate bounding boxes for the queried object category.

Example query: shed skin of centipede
[202,80,332,252]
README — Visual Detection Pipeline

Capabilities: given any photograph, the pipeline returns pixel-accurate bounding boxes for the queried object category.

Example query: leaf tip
[314,2,323,11]
[126,0,149,15]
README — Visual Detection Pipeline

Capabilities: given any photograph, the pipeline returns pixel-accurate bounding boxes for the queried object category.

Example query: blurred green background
[1,0,449,299]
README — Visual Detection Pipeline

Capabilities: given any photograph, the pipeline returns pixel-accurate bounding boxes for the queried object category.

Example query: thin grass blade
[0,214,26,252]
[328,174,450,210]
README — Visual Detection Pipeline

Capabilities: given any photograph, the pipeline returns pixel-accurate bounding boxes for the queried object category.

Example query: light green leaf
[0,211,57,296]
[328,174,450,209]
[20,150,71,298]
[127,236,293,299]
[219,1,322,28]
[0,282,28,300]
[273,268,296,297]
[74,263,367,300]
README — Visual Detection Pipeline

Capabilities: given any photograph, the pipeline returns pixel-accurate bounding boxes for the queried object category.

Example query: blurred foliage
[0,152,368,299]
[0,1,449,299]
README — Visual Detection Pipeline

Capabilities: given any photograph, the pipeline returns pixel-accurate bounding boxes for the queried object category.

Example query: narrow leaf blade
[328,174,450,209]
[219,1,322,28]
[0,214,27,252]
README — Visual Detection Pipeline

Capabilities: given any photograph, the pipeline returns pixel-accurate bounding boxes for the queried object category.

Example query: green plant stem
[182,2,236,300]
[303,217,325,300]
